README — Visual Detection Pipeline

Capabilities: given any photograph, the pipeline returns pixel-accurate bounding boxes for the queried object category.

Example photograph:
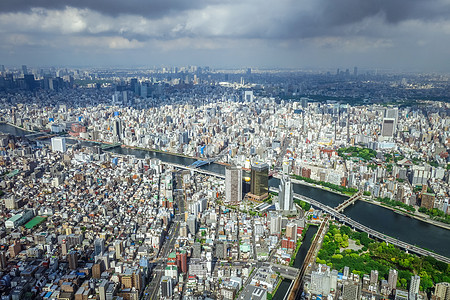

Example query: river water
[1,124,448,258]
[0,123,31,136]
[272,225,319,300]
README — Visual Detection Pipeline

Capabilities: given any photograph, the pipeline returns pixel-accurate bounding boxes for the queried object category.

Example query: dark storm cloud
[276,0,450,39]
[0,0,220,18]
[319,0,450,25]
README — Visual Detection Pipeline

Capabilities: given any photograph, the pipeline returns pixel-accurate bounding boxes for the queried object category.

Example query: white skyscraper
[269,211,282,235]
[51,137,66,152]
[278,175,293,211]
[225,166,242,204]
[409,275,420,300]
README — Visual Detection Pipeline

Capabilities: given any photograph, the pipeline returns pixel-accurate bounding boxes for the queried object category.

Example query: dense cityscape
[0,65,447,300]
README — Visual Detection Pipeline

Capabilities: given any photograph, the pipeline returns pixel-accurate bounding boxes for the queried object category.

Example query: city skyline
[1,0,450,71]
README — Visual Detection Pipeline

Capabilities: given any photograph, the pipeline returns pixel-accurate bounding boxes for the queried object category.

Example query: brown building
[176,250,188,274]
[421,193,436,210]
[9,241,21,258]
[68,252,78,270]
[92,263,103,279]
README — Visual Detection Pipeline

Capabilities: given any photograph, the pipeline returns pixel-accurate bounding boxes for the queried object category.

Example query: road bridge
[100,143,121,150]
[269,263,300,280]
[335,191,362,212]
[189,157,218,168]
[162,162,225,179]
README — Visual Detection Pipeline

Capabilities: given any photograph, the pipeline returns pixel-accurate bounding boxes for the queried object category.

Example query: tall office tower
[24,74,35,90]
[122,91,128,104]
[249,162,269,201]
[409,275,421,300]
[354,66,358,77]
[278,175,293,211]
[113,119,122,141]
[225,166,242,205]
[130,78,138,92]
[161,276,173,298]
[68,251,78,270]
[388,269,398,293]
[381,118,395,138]
[187,215,197,235]
[22,65,28,75]
[370,270,378,285]
[434,282,450,300]
[140,83,148,97]
[114,241,123,260]
[51,137,66,153]
[0,65,5,73]
[94,238,105,256]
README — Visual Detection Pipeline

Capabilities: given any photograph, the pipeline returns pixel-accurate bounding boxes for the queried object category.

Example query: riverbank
[0,122,35,134]
[359,197,450,231]
[287,175,450,231]
[69,136,211,161]
[287,176,352,198]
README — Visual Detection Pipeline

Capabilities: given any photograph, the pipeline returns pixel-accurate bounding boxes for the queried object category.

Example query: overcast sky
[1,0,450,72]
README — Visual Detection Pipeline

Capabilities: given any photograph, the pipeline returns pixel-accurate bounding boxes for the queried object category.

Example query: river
[107,147,450,258]
[272,226,319,300]
[0,123,31,136]
[0,124,448,258]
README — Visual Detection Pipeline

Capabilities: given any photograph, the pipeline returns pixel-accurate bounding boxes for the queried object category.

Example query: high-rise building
[343,266,350,278]
[421,193,435,210]
[22,65,28,75]
[385,107,399,122]
[187,215,197,235]
[370,269,378,285]
[0,251,6,270]
[249,162,269,201]
[278,175,293,211]
[51,137,66,152]
[24,74,35,90]
[286,222,297,242]
[409,275,420,300]
[225,166,242,204]
[388,269,398,293]
[434,282,450,300]
[161,276,173,298]
[92,263,102,279]
[94,238,105,256]
[112,119,122,141]
[269,211,281,236]
[68,251,78,270]
[381,118,396,138]
[176,250,188,273]
[342,279,359,300]
[114,241,123,260]
[99,280,108,300]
